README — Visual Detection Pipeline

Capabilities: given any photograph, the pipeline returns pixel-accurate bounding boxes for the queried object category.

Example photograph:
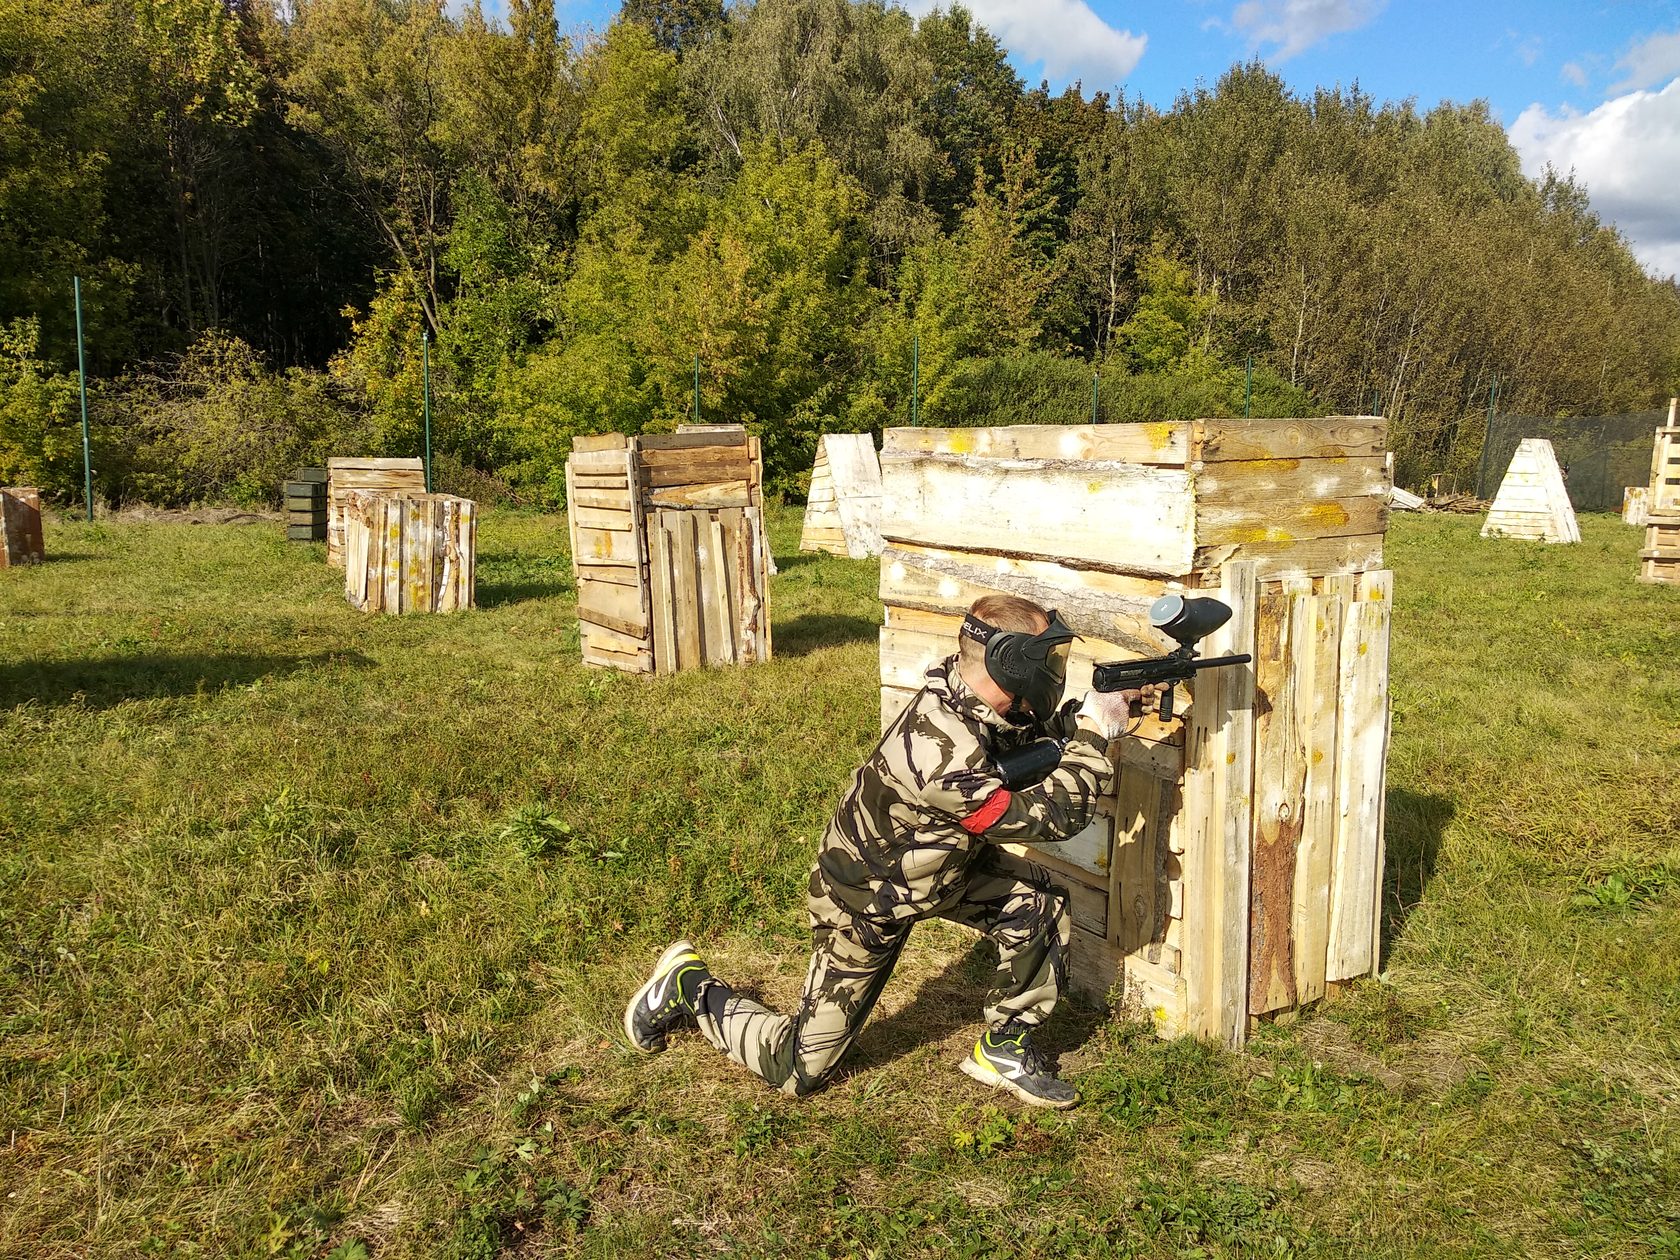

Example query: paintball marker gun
[1091,595,1252,722]
[990,596,1251,790]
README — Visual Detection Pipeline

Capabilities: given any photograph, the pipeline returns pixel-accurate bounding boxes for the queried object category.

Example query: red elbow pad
[960,788,1013,835]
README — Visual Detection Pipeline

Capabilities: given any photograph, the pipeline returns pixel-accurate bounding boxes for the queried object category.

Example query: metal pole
[1244,355,1253,418]
[1476,373,1499,498]
[911,333,919,426]
[693,355,700,425]
[74,276,92,521]
[1092,373,1099,425]
[422,330,433,493]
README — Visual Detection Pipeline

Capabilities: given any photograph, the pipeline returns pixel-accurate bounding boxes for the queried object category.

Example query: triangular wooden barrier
[799,434,883,558]
[1481,438,1580,544]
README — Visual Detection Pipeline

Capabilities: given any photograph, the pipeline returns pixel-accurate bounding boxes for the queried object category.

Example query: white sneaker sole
[623,939,699,1053]
[959,1055,1079,1110]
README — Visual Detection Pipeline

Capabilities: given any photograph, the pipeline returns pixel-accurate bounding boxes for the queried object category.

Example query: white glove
[1077,689,1135,740]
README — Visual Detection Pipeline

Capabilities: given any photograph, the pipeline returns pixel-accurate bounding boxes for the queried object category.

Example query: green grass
[2,507,1677,1258]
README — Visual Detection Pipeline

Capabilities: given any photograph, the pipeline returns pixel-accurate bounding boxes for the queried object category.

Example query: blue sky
[545,1,1680,276]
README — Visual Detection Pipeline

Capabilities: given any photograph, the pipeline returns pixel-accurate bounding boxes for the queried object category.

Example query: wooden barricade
[878,419,1393,1048]
[326,457,426,567]
[0,488,45,567]
[342,490,477,613]
[565,429,771,673]
[1637,413,1679,584]
[800,434,883,558]
[1481,438,1580,543]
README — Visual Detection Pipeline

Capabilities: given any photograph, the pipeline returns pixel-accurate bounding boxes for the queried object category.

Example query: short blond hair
[958,594,1049,670]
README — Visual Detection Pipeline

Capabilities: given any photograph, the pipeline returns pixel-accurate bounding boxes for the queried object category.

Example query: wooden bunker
[1481,438,1580,544]
[566,428,771,673]
[799,433,884,558]
[878,419,1393,1048]
[1642,409,1680,584]
[1,487,45,567]
[327,457,426,568]
[342,490,477,613]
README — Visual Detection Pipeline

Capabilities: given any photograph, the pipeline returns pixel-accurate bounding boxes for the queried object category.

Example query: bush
[100,333,376,507]
[0,318,84,501]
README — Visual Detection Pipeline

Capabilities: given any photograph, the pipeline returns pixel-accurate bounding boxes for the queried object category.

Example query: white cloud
[901,1,1146,92]
[1560,61,1588,89]
[1612,28,1680,93]
[1226,0,1385,63]
[1509,77,1680,279]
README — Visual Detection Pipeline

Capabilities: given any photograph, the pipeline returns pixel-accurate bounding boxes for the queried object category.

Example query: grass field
[2,506,1677,1259]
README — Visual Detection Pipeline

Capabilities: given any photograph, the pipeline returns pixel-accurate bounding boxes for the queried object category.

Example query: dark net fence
[1478,411,1666,511]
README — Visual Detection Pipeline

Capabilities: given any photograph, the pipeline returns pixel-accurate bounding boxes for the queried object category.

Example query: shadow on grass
[1379,787,1453,966]
[774,613,880,656]
[772,552,821,572]
[477,577,572,608]
[0,649,374,711]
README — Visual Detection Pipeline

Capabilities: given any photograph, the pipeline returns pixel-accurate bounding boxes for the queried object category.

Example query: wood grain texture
[1292,580,1345,1006]
[0,488,45,566]
[884,422,1191,466]
[1196,418,1386,461]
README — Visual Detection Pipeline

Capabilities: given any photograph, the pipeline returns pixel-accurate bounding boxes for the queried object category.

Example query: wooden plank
[580,577,651,639]
[1196,456,1387,503]
[672,511,703,671]
[884,423,1191,466]
[0,488,45,566]
[880,682,919,731]
[1196,492,1388,547]
[881,452,1197,578]
[569,448,636,473]
[570,473,631,490]
[1248,587,1311,1015]
[571,433,629,453]
[1121,953,1189,1036]
[1192,533,1385,584]
[644,460,753,490]
[572,488,638,510]
[649,515,676,674]
[881,542,1170,656]
[381,496,403,613]
[1021,811,1112,882]
[745,506,771,660]
[694,512,726,665]
[1181,561,1257,1047]
[1292,581,1345,1006]
[1197,418,1386,462]
[645,481,752,510]
[1325,571,1393,981]
[574,526,639,567]
[639,430,748,451]
[571,505,635,532]
[1112,766,1159,953]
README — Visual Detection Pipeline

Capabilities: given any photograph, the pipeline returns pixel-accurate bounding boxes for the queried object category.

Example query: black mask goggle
[960,609,1076,725]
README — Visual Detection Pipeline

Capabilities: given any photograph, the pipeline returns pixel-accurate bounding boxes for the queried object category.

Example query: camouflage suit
[693,654,1117,1096]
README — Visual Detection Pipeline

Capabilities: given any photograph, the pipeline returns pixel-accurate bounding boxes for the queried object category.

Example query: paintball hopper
[1148,595,1232,647]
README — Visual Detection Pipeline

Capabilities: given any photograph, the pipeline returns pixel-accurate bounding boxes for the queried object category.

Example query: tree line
[2,0,1677,505]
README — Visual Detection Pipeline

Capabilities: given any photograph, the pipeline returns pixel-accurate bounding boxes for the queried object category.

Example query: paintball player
[623,594,1156,1108]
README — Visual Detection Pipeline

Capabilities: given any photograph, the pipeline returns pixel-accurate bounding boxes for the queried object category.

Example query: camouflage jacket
[811,655,1116,924]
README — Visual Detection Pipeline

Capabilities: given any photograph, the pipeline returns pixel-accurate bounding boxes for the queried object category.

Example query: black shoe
[959,1022,1079,1109]
[623,940,708,1053]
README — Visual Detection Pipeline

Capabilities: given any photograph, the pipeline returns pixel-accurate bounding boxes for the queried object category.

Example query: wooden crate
[565,429,771,673]
[1,487,45,567]
[800,434,883,558]
[878,419,1393,1048]
[1640,513,1680,585]
[284,467,328,542]
[327,457,426,567]
[342,490,477,613]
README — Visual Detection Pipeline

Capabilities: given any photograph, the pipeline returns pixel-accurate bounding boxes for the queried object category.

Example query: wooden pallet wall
[1,487,45,567]
[327,457,427,567]
[566,429,770,673]
[342,490,477,613]
[879,418,1393,1047]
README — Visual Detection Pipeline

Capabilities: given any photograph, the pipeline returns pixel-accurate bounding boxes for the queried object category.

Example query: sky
[548,1,1680,279]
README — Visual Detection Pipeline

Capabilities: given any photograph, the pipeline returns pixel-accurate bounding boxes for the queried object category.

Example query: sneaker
[623,939,709,1053]
[958,1022,1079,1109]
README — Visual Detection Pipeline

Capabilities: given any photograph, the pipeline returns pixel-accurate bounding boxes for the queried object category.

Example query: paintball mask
[959,608,1076,724]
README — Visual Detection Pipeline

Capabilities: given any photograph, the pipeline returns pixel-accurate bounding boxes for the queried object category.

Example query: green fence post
[422,330,433,493]
[74,276,92,521]
[1476,373,1500,498]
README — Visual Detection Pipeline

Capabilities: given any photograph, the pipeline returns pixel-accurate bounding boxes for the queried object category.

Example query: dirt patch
[107,505,280,526]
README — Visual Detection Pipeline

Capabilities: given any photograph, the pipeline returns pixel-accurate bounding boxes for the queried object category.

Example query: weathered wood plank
[881,452,1197,577]
[639,430,748,451]
[1196,491,1388,547]
[572,433,630,453]
[574,526,639,567]
[672,511,703,671]
[884,423,1191,466]
[1112,766,1159,953]
[649,516,676,674]
[1326,570,1393,981]
[1191,533,1386,583]
[0,488,45,566]
[580,577,650,639]
[571,505,635,532]
[645,481,752,510]
[1292,580,1345,1006]
[1197,418,1386,462]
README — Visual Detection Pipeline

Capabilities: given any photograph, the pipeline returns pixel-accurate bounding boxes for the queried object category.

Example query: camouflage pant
[692,847,1071,1097]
